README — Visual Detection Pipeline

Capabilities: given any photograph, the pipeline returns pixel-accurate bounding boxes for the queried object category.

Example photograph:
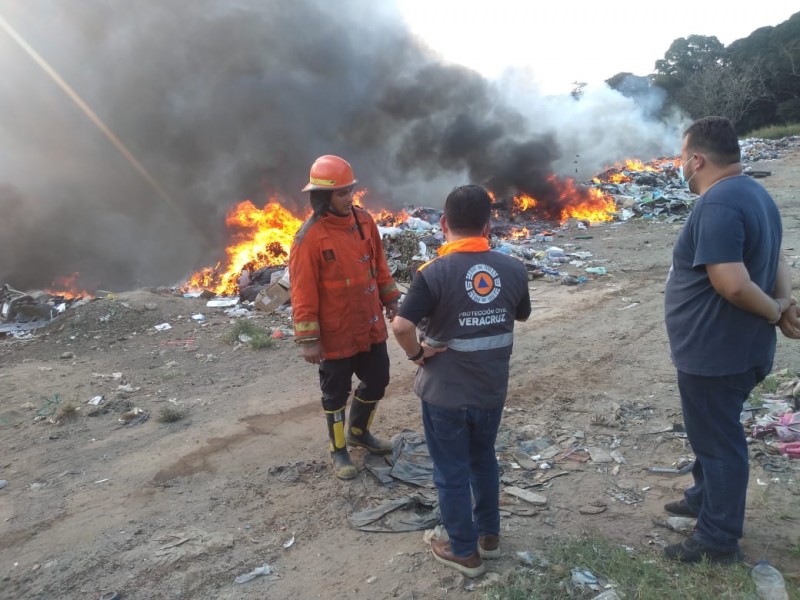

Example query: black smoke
[0,0,677,291]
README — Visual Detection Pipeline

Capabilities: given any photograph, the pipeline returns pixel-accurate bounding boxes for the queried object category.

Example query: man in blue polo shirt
[392,185,531,577]
[663,116,799,563]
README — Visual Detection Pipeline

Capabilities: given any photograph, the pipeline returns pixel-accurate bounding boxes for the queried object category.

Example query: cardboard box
[254,280,291,313]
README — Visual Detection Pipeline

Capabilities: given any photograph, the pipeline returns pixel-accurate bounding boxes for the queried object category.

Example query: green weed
[224,319,274,349]
[485,533,794,600]
[744,123,800,139]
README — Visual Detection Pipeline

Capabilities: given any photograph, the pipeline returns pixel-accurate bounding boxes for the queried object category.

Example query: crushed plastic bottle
[751,560,789,600]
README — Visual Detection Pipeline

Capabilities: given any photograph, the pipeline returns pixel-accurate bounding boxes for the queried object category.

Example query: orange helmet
[301,155,358,192]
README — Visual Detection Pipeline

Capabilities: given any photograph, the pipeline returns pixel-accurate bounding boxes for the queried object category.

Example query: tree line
[606,11,800,133]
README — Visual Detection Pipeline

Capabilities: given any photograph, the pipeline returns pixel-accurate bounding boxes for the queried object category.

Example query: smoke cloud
[0,0,683,291]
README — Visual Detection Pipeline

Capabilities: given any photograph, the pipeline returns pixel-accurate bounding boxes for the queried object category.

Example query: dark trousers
[422,400,503,558]
[318,342,390,412]
[678,367,766,552]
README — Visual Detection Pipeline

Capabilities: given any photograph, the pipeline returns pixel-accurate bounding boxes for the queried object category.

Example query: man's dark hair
[444,185,492,235]
[309,190,332,215]
[683,116,741,165]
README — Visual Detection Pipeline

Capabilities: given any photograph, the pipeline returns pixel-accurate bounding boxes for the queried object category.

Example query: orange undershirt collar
[437,237,490,256]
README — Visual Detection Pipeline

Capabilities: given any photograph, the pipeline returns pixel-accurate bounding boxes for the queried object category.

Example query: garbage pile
[0,283,91,337]
[587,158,695,223]
[740,136,800,164]
[747,372,800,459]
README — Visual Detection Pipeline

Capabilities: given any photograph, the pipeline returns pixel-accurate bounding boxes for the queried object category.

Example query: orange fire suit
[289,208,400,360]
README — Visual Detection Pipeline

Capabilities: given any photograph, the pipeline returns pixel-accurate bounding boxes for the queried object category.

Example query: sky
[397,1,798,94]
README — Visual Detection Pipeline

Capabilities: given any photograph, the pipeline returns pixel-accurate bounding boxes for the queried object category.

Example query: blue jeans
[421,401,503,557]
[678,367,766,552]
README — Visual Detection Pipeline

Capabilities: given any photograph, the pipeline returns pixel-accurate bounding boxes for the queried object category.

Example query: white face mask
[679,155,696,187]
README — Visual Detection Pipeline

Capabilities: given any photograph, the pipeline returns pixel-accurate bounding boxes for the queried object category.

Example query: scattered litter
[206,297,239,308]
[587,447,614,464]
[94,478,110,484]
[504,486,547,505]
[153,323,172,331]
[282,535,295,549]
[191,313,205,321]
[570,568,601,592]
[347,492,440,532]
[652,516,696,533]
[646,461,694,475]
[234,564,274,584]
[516,551,536,566]
[0,480,7,490]
[119,408,149,426]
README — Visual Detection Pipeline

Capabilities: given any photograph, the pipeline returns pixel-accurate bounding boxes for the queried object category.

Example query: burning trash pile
[0,279,93,338]
[4,141,797,339]
[588,157,693,223]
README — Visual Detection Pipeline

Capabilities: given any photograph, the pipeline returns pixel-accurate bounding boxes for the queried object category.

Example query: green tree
[654,35,726,83]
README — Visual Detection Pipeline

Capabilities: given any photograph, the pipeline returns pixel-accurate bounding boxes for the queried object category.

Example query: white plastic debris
[153,323,172,331]
[234,564,273,584]
[378,226,402,239]
[87,396,105,406]
[191,313,205,321]
[406,216,433,230]
[282,535,295,549]
[206,298,239,308]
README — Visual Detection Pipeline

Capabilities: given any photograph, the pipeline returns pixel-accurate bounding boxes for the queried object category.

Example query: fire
[561,187,616,223]
[510,177,615,224]
[596,155,680,184]
[509,227,530,240]
[46,272,92,299]
[353,189,408,226]
[513,194,538,213]
[552,177,616,223]
[185,200,303,295]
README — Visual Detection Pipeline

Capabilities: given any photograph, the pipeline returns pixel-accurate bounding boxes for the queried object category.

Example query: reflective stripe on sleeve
[295,321,320,333]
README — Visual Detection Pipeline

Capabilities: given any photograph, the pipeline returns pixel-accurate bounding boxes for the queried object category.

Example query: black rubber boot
[325,408,357,479]
[346,396,393,455]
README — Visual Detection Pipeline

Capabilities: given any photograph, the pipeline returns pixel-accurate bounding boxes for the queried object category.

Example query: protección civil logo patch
[465,264,501,304]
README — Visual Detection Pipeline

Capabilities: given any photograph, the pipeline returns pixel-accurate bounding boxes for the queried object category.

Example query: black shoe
[664,538,743,564]
[664,499,699,518]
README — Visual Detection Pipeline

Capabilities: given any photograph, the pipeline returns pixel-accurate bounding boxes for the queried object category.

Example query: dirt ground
[2,152,800,600]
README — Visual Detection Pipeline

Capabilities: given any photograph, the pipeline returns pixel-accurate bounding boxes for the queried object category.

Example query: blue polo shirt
[664,175,781,376]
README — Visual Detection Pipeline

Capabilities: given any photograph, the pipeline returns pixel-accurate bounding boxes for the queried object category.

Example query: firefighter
[289,155,401,479]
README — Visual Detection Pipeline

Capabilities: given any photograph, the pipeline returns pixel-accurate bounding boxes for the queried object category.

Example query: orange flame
[353,189,408,226]
[513,194,538,213]
[46,272,92,299]
[510,177,615,223]
[185,200,303,295]
[596,155,680,184]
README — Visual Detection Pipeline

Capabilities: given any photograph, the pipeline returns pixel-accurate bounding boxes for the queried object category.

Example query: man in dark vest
[392,184,531,577]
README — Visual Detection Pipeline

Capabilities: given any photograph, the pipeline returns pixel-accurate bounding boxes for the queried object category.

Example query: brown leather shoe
[430,538,485,577]
[478,534,501,559]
